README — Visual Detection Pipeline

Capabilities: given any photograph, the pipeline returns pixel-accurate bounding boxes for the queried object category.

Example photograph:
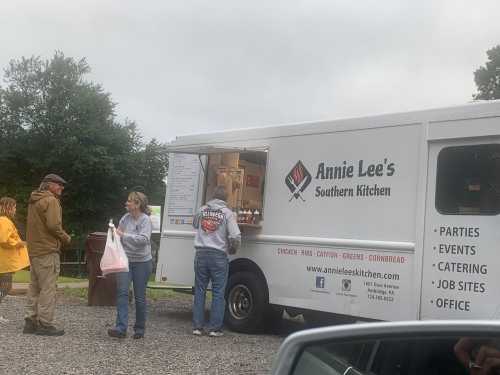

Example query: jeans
[193,248,229,331]
[115,260,152,335]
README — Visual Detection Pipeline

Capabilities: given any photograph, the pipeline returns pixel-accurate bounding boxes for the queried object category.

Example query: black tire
[225,271,268,333]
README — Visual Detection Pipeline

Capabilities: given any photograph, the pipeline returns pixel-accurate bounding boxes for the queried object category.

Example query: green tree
[126,138,169,206]
[473,45,500,100]
[0,52,168,239]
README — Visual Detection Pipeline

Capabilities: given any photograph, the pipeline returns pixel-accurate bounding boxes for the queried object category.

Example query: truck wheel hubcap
[228,284,253,320]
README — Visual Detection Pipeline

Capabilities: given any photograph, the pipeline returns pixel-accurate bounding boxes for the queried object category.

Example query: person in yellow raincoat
[0,197,30,323]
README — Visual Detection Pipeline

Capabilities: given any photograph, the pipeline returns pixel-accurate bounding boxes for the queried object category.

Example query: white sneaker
[192,329,202,336]
[0,316,9,324]
[208,331,224,337]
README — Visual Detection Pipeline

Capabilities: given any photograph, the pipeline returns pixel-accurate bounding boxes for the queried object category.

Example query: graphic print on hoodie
[200,208,226,233]
[194,199,241,253]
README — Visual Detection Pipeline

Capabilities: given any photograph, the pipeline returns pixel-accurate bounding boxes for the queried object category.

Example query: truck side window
[436,144,500,215]
[204,151,267,224]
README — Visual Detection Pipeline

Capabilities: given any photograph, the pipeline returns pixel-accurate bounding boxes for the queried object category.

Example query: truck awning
[165,144,266,155]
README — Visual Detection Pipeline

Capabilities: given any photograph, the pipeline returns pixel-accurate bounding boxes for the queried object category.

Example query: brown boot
[22,318,37,334]
[36,322,65,336]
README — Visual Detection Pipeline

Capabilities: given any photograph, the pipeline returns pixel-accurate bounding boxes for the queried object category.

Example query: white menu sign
[167,153,201,216]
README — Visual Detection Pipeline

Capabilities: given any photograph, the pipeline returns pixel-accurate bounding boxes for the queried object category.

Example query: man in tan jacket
[24,174,71,336]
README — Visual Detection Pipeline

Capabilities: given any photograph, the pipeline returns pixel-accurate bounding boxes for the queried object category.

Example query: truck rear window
[436,144,500,215]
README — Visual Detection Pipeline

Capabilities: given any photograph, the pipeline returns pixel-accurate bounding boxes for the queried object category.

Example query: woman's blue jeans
[115,260,152,335]
[193,248,229,331]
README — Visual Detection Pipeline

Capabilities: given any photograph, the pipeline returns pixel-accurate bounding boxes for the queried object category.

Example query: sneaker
[0,316,9,324]
[192,329,202,336]
[132,333,144,339]
[107,328,126,338]
[22,318,37,334]
[36,323,65,336]
[208,330,224,337]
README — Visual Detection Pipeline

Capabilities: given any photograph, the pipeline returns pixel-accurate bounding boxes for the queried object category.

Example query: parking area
[0,292,295,375]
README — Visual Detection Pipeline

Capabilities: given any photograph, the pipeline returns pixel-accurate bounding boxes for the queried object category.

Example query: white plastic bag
[100,222,129,275]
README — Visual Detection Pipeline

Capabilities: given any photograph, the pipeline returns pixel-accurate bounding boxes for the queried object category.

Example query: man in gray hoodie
[192,185,241,337]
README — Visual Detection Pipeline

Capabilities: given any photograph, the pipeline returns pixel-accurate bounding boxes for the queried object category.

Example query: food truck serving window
[436,144,500,215]
[204,151,267,225]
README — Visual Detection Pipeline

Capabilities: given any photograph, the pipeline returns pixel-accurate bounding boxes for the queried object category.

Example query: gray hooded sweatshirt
[119,212,152,262]
[193,199,241,254]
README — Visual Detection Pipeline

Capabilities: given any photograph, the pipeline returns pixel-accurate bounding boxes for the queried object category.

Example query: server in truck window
[192,185,241,337]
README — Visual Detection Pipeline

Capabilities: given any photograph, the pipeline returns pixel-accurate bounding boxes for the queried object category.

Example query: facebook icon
[315,276,325,289]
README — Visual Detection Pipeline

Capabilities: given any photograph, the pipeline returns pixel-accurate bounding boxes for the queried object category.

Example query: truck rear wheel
[225,271,268,333]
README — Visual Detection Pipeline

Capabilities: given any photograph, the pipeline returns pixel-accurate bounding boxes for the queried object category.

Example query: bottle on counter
[238,208,245,223]
[253,209,260,224]
[244,209,251,224]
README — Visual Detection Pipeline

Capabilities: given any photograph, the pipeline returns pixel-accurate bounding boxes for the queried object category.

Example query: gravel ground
[0,293,297,375]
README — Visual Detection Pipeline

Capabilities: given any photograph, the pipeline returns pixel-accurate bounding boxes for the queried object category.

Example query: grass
[13,270,86,284]
[62,287,88,300]
[146,287,178,301]
[16,270,192,302]
[61,285,182,301]
[15,268,186,301]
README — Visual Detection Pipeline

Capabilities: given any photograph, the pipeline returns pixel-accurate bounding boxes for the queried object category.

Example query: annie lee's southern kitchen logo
[285,160,312,201]
[285,159,396,202]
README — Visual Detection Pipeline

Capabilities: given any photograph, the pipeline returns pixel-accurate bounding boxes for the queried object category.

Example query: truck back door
[421,136,500,319]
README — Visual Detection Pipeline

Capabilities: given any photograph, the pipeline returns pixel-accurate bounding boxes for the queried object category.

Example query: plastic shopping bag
[100,222,129,275]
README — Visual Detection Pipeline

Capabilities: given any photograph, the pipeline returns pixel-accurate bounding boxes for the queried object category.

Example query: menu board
[167,153,201,216]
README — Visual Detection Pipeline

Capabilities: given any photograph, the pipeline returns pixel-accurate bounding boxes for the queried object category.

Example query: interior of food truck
[203,151,267,228]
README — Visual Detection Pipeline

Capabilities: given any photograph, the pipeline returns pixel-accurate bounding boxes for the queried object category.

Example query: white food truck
[156,100,500,332]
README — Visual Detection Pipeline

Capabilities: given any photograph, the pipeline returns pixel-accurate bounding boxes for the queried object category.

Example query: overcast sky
[1,1,499,143]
